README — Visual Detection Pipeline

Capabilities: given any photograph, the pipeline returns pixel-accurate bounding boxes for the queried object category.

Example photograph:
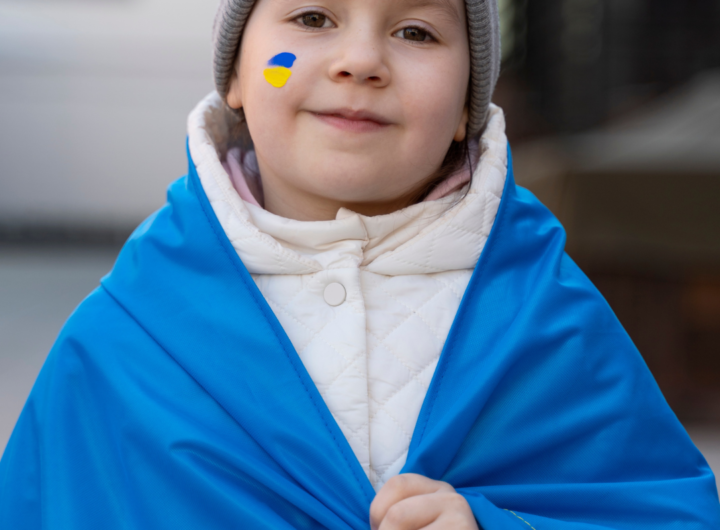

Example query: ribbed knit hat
[213,0,501,137]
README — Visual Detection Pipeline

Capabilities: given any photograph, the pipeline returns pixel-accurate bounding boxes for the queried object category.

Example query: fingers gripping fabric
[212,0,501,137]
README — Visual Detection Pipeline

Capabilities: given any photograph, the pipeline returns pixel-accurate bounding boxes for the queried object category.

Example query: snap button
[323,282,346,307]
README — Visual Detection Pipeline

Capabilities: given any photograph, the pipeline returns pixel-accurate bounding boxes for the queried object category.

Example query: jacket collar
[187,92,508,276]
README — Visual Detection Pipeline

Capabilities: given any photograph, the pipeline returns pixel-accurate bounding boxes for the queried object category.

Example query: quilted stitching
[252,268,475,489]
[254,270,372,474]
[365,271,471,487]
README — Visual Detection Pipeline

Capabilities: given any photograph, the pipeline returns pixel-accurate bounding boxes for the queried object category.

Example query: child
[1,0,719,528]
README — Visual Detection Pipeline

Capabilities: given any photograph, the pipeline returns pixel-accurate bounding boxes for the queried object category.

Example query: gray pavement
[0,247,718,494]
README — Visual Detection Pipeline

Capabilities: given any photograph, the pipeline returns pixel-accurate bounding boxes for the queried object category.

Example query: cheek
[396,69,467,167]
[243,88,290,157]
[388,60,468,181]
[402,61,468,131]
[241,56,315,156]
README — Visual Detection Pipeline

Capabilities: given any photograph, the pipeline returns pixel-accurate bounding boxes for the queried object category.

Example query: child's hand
[369,474,479,530]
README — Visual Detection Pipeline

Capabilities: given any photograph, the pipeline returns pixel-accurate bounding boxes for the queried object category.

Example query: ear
[453,106,469,142]
[226,63,243,110]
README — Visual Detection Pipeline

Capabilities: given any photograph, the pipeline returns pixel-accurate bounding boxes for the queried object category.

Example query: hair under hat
[212,0,501,137]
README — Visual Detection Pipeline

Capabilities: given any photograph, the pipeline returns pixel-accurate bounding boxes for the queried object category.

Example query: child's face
[228,0,470,220]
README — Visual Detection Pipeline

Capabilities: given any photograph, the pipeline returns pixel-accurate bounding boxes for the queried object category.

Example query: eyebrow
[400,0,464,26]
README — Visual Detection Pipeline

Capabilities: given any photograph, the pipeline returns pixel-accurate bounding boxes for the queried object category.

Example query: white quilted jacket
[188,93,508,490]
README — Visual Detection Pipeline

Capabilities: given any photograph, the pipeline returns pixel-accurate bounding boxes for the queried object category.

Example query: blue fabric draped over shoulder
[1,144,719,529]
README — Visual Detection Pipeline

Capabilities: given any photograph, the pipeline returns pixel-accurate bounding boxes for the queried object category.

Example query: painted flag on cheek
[264,52,297,88]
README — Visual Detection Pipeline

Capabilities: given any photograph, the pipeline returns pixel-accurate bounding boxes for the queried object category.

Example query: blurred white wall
[0,0,221,229]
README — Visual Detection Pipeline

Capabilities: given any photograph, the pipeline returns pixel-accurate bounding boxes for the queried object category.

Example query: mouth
[310,108,393,132]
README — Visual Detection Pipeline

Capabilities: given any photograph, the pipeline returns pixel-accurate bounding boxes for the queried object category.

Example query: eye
[394,27,434,42]
[298,12,333,29]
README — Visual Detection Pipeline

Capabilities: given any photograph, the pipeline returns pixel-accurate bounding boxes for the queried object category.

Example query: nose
[328,29,391,88]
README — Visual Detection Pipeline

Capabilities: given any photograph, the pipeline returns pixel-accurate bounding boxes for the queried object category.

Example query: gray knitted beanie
[213,0,501,137]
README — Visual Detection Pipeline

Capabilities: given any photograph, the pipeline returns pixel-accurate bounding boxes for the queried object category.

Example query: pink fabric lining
[221,147,263,208]
[423,168,472,202]
[222,148,472,209]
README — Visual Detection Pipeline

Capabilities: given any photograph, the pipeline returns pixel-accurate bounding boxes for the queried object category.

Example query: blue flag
[1,145,718,529]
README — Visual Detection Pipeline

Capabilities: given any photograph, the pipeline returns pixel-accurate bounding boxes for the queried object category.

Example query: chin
[308,175,419,207]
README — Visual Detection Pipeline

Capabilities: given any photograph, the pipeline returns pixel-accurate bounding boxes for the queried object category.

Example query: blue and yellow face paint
[264,53,297,88]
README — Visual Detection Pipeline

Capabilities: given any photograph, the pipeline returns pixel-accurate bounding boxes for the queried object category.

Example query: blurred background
[1,0,718,482]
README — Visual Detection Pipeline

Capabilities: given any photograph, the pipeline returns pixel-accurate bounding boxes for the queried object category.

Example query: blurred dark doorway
[495,0,720,422]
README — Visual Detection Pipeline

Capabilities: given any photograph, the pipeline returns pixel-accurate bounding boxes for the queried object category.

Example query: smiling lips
[311,108,392,133]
